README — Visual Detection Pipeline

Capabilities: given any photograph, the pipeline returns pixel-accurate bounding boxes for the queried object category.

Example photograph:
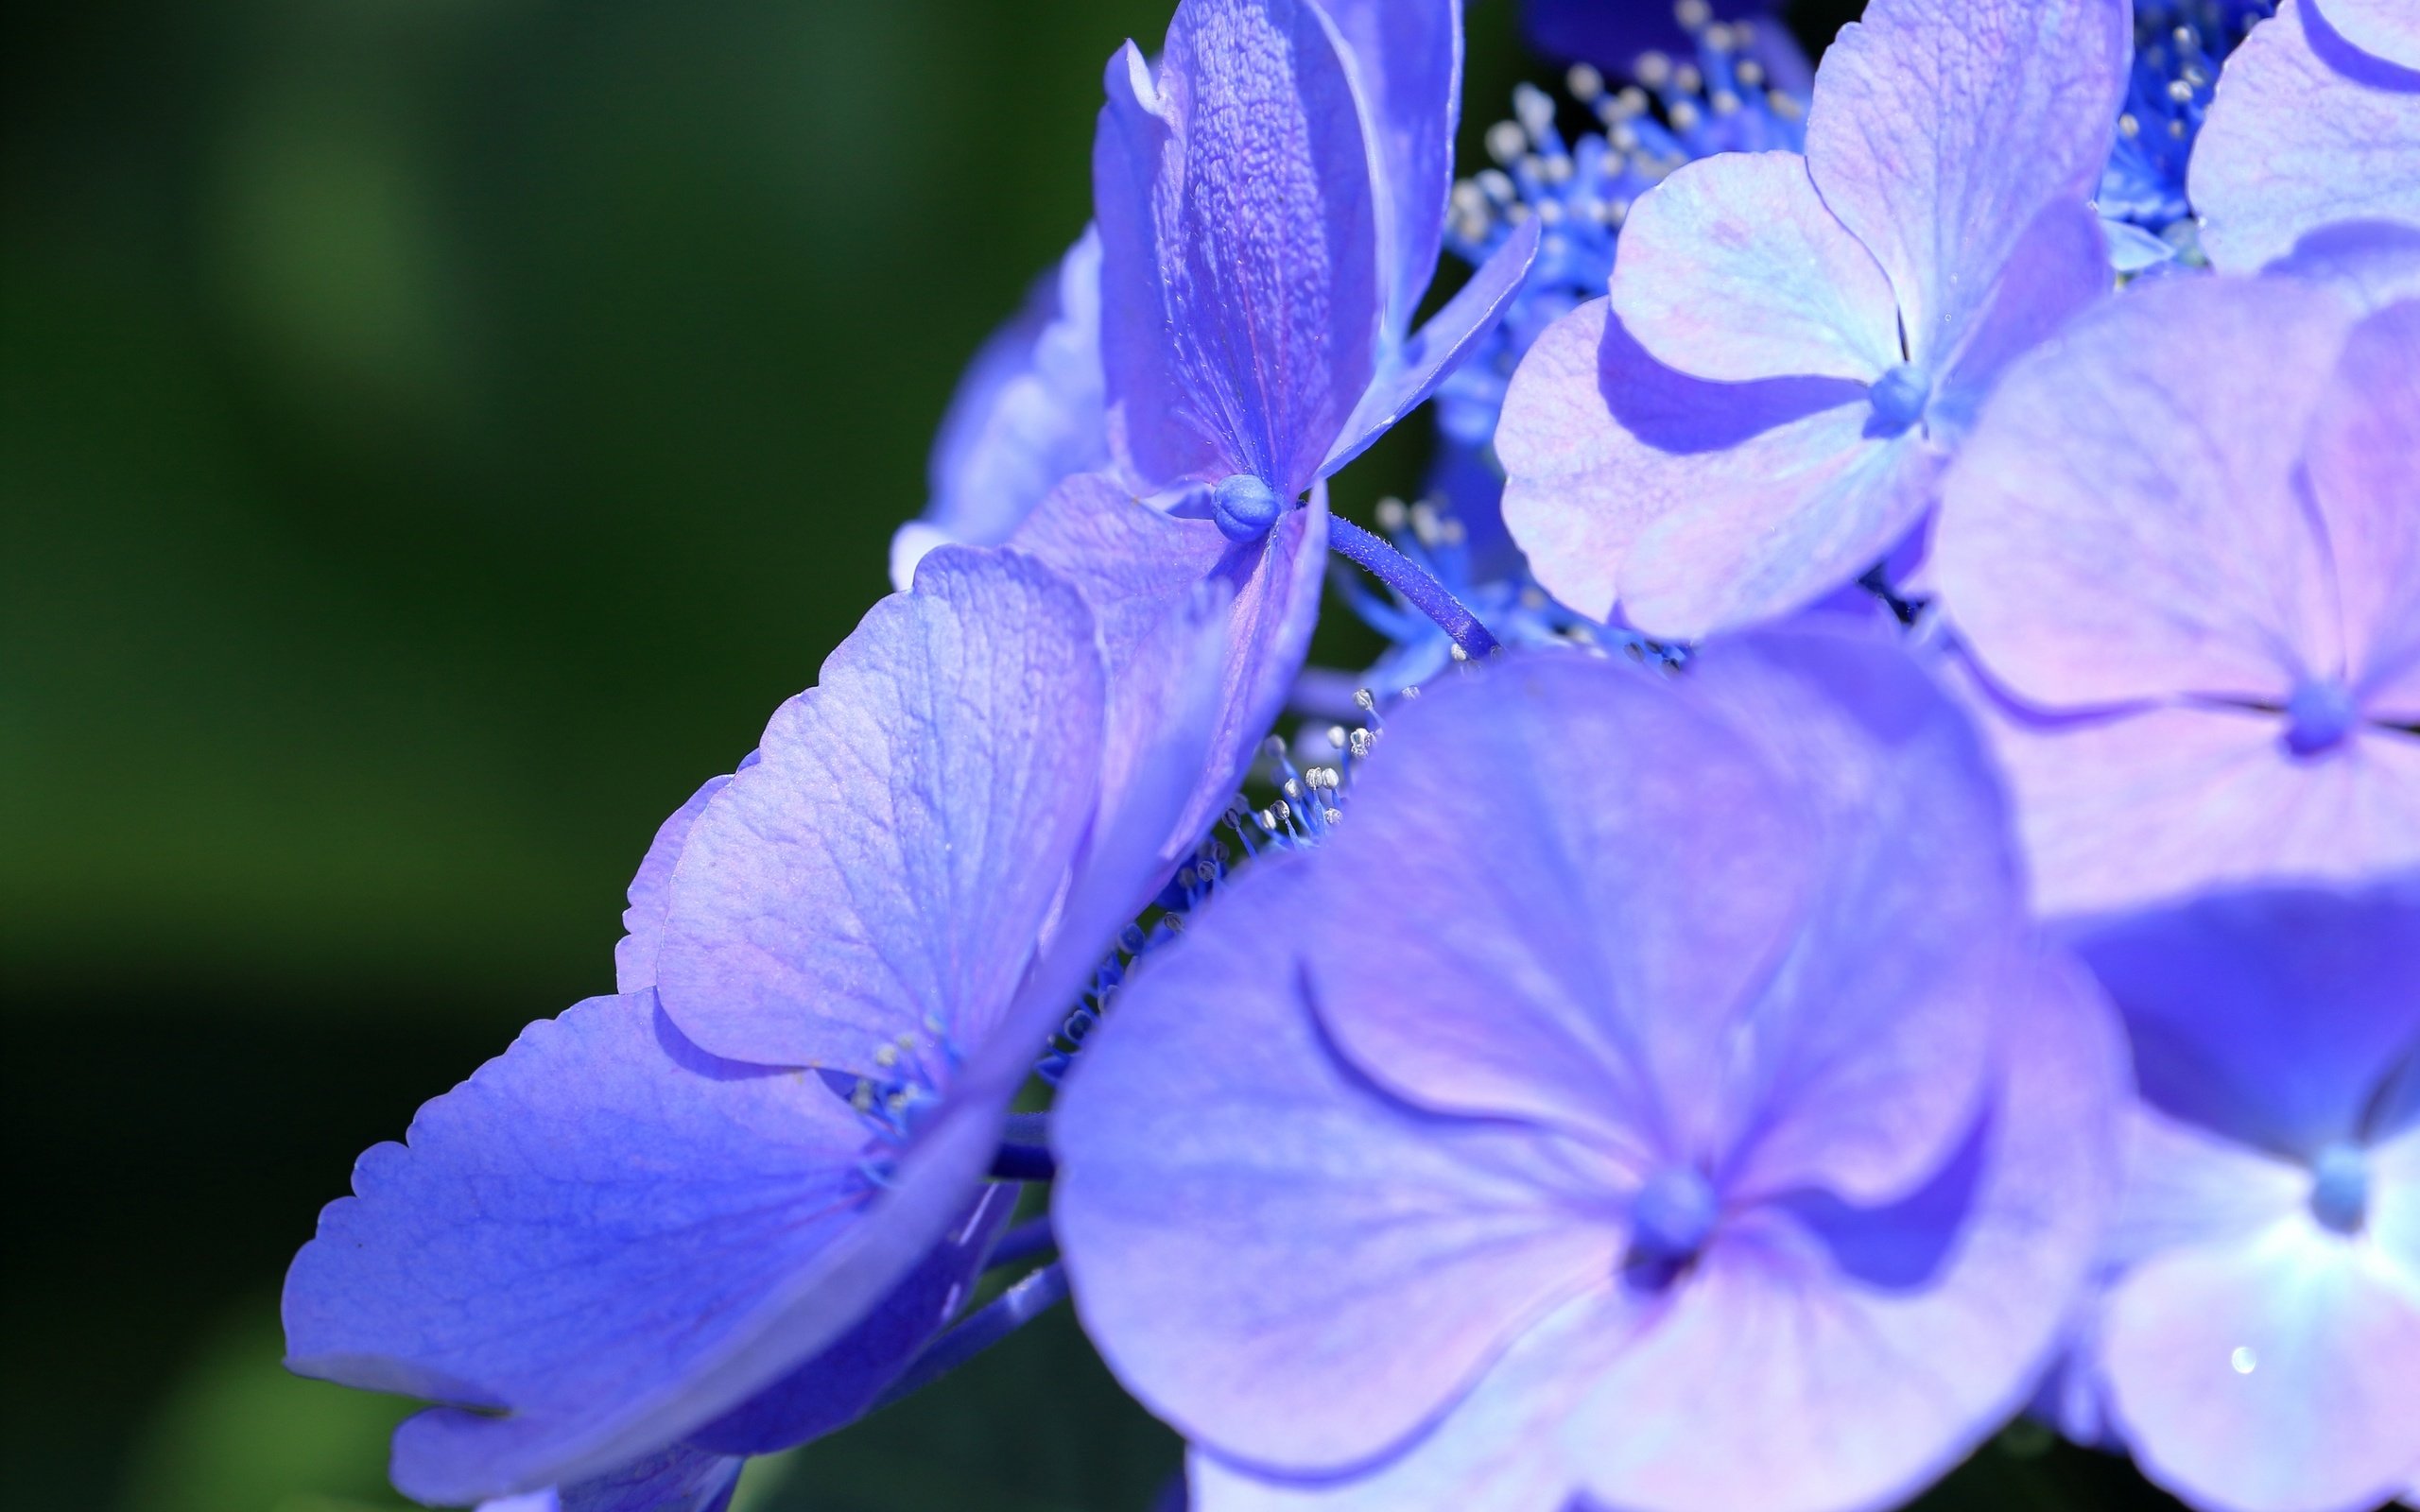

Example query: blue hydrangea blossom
[1930,278,2420,918]
[1496,0,2129,640]
[1056,631,2127,1512]
[2064,883,2420,1512]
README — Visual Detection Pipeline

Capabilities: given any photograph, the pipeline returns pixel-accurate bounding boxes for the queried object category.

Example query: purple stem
[873,1262,1069,1408]
[1328,517,1501,660]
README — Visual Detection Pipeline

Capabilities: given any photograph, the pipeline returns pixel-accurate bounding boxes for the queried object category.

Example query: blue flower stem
[1328,517,1500,660]
[874,1262,1070,1409]
[987,1216,1058,1269]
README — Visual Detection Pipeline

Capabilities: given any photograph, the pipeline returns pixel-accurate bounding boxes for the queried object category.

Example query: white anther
[1567,62,1605,100]
[1354,687,1377,712]
[1323,808,1343,826]
[874,1043,900,1068]
[1326,724,1348,751]
[1284,778,1303,799]
[1264,734,1289,760]
[1674,64,1703,95]
[1676,0,1712,27]
[1634,51,1672,88]
[1514,83,1556,140]
[1669,99,1702,133]
[1737,59,1765,87]
[1477,168,1516,204]
[1449,644,1469,662]
[1348,729,1374,758]
[1486,120,1528,165]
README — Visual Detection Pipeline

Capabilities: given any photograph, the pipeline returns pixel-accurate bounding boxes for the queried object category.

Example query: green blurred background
[1,0,2182,1507]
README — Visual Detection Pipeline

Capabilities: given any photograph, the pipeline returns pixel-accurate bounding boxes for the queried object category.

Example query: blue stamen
[2309,1143,2369,1234]
[2284,679,2360,756]
[1214,473,1285,542]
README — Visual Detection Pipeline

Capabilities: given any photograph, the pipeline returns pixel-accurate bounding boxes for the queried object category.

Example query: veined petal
[650,548,1107,1074]
[1932,275,2355,709]
[1495,301,1863,622]
[1804,0,2129,363]
[1056,860,1625,1477]
[2305,300,2420,720]
[2100,1223,2420,1512]
[1930,197,2113,436]
[616,774,734,995]
[1315,0,1461,329]
[2192,0,2420,273]
[284,995,1002,1503]
[2265,220,2420,314]
[2319,0,2420,67]
[1610,151,1901,385]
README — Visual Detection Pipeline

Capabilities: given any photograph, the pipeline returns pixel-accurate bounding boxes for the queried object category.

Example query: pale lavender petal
[1805,0,2129,361]
[1316,0,1460,327]
[1610,151,1900,384]
[285,994,1001,1503]
[617,775,733,995]
[2377,1127,2420,1275]
[2106,1106,2311,1274]
[1311,635,2010,1207]
[2306,300,2420,719]
[2192,0,2420,273]
[2266,219,2420,312]
[2320,0,2420,66]
[908,228,1109,580]
[2100,1226,2420,1512]
[1322,217,1540,476]
[2068,881,2420,1160]
[653,547,1105,1073]
[1098,0,1384,493]
[1932,275,2354,709]
[1960,689,2420,919]
[1495,300,1860,622]
[1619,405,1931,641]
[1562,947,2128,1512]
[1186,1292,1641,1512]
[1930,198,2114,436]
[1056,859,1624,1476]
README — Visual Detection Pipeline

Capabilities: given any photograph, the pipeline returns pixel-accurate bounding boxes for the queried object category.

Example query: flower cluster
[285,4,2420,1512]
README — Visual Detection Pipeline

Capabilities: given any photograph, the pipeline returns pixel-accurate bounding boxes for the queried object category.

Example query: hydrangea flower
[2097,0,2274,269]
[1056,630,2127,1512]
[1497,0,2129,640]
[1929,276,2420,919]
[1520,0,1812,96]
[2191,0,2420,273]
[285,547,1220,1504]
[2063,881,2420,1512]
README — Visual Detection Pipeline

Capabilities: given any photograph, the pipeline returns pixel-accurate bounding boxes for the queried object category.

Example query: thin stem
[988,1216,1059,1269]
[1328,517,1500,660]
[874,1262,1070,1408]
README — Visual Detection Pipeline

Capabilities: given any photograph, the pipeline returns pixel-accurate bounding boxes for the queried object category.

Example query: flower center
[1866,363,1932,437]
[1631,1165,1720,1265]
[2310,1143,2369,1235]
[1212,473,1284,542]
[2283,679,2360,757]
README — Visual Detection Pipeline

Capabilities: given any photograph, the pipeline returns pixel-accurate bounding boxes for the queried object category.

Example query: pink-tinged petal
[2319,0,2420,67]
[1933,276,2355,709]
[2068,882,2420,1160]
[1315,0,1461,328]
[1187,1291,1644,1512]
[2306,301,2420,719]
[653,548,1106,1073]
[1496,300,1862,622]
[1610,151,1901,384]
[1961,688,2420,919]
[1097,0,1385,493]
[1322,217,1540,476]
[1805,0,2130,362]
[1620,406,1932,642]
[285,994,1008,1503]
[616,774,734,995]
[1311,634,2012,1208]
[2100,1223,2420,1512]
[2192,0,2420,274]
[1055,860,1626,1476]
[1563,946,2129,1512]
[1930,198,2114,436]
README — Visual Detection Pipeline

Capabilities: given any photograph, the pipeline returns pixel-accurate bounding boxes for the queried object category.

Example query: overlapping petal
[2320,0,2420,67]
[1316,0,1460,330]
[2306,300,2420,718]
[2192,0,2420,273]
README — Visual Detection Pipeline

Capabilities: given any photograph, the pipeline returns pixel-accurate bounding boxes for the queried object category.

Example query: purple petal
[2067,881,2420,1160]
[2379,1128,2420,1275]
[1560,946,2126,1512]
[2191,0,2420,273]
[2306,300,2420,720]
[1610,151,1900,384]
[1932,275,2356,710]
[652,547,1105,1072]
[904,229,1108,584]
[1618,404,1931,641]
[1930,198,2114,436]
[2265,219,2420,312]
[2105,1106,2313,1275]
[616,775,733,995]
[1055,860,1625,1476]
[1096,0,1383,493]
[1315,0,1461,328]
[1308,633,2011,1208]
[2100,1224,2420,1512]
[1322,217,1541,477]
[1804,0,2128,363]
[559,1447,745,1512]
[1495,300,1860,622]
[2320,0,2420,66]
[1957,687,2420,919]
[285,994,1001,1503]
